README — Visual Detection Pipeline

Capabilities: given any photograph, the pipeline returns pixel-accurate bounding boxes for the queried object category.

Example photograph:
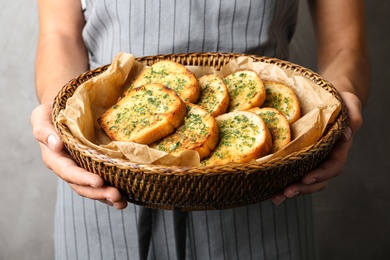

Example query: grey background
[1,0,389,259]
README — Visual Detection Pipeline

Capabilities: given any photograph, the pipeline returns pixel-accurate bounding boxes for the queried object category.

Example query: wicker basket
[52,52,347,211]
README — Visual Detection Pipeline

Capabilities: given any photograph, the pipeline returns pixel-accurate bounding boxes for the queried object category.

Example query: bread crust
[248,107,291,153]
[223,70,265,112]
[98,83,187,145]
[130,60,201,103]
[261,81,301,124]
[201,111,272,166]
[151,103,219,159]
[197,74,229,117]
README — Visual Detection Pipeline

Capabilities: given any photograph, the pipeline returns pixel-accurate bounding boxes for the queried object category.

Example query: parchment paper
[58,52,341,166]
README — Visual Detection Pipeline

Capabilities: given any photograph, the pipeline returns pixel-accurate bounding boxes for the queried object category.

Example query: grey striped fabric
[56,180,317,260]
[81,0,299,69]
[55,0,318,259]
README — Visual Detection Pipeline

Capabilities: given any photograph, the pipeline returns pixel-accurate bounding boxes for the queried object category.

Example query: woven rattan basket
[52,52,347,211]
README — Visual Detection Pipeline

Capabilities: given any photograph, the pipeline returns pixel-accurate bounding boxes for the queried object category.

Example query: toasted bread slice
[201,111,272,166]
[197,74,230,117]
[98,83,187,144]
[223,70,266,112]
[151,103,219,159]
[261,81,301,124]
[130,60,201,103]
[248,107,291,153]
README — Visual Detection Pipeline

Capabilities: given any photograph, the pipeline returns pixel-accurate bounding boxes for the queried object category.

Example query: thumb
[31,103,64,152]
[339,91,363,134]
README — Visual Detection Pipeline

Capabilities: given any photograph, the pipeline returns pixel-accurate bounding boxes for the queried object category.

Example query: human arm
[272,0,370,204]
[31,0,127,209]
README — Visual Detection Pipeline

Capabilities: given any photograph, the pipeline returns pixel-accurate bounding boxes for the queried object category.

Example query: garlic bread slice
[197,74,229,117]
[151,103,219,159]
[261,81,301,124]
[201,111,272,166]
[130,60,201,103]
[248,107,291,153]
[224,70,266,112]
[98,83,187,145]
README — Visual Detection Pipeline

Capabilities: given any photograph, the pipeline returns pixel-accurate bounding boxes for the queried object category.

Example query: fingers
[70,184,128,210]
[40,143,104,186]
[272,122,354,205]
[339,91,363,133]
[271,179,331,205]
[40,143,128,210]
[31,103,64,151]
[32,103,127,209]
[271,192,287,205]
[271,179,330,205]
[272,92,363,205]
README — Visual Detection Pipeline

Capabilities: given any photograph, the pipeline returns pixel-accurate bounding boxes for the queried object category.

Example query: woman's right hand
[31,103,128,209]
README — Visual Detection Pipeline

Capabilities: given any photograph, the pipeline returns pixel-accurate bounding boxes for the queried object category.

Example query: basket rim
[52,52,347,174]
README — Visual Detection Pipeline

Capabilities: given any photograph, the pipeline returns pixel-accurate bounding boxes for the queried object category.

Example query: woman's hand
[31,103,128,209]
[271,91,363,205]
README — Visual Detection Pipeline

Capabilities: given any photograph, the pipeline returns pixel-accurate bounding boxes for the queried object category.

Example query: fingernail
[48,134,58,150]
[274,196,286,206]
[342,126,352,142]
[306,178,316,185]
[114,203,122,210]
[106,198,114,206]
[287,191,299,198]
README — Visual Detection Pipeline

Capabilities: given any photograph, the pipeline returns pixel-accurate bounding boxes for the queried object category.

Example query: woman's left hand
[271,91,363,205]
